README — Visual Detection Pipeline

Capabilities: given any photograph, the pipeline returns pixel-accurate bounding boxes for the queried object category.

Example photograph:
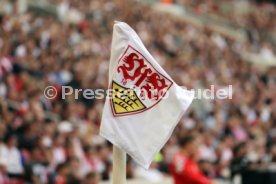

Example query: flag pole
[112,145,126,184]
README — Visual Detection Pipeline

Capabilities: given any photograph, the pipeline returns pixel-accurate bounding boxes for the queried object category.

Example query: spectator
[52,162,68,184]
[0,135,24,180]
[170,135,214,184]
[82,172,100,184]
[24,147,49,184]
[67,157,82,184]
[0,161,10,184]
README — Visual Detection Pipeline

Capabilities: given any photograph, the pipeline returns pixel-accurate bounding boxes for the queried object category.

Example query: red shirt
[0,172,10,184]
[170,152,211,184]
[54,175,66,184]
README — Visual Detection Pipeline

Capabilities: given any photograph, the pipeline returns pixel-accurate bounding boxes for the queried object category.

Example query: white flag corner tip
[113,21,133,32]
[114,20,122,24]
[113,20,129,27]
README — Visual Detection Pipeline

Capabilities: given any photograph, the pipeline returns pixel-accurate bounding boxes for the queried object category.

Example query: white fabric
[100,21,194,169]
[0,144,24,174]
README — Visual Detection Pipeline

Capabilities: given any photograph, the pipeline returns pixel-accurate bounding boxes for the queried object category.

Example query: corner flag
[100,21,194,169]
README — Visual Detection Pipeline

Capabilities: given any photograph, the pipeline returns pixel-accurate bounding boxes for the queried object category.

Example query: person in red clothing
[54,163,68,184]
[170,135,215,184]
[0,162,10,184]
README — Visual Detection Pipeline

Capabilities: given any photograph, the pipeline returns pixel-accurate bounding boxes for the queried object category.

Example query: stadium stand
[0,0,275,184]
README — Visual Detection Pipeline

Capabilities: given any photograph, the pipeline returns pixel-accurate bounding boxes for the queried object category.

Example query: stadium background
[0,0,275,184]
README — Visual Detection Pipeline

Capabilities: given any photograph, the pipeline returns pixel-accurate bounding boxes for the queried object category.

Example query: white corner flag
[100,21,194,169]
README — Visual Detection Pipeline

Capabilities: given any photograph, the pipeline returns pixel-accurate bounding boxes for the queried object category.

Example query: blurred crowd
[175,0,276,38]
[0,0,276,184]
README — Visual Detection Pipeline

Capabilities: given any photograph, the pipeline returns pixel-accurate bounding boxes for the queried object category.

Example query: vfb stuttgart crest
[110,45,173,117]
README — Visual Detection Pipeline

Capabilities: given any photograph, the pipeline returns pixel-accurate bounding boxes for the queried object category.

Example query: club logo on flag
[110,45,173,117]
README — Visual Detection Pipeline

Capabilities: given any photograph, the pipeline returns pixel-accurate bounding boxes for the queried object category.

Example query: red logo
[110,45,173,117]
